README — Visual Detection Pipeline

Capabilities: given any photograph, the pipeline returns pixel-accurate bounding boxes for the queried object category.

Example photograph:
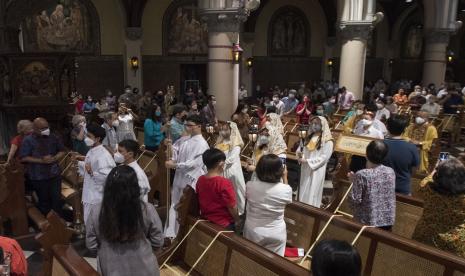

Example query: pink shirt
[338,91,355,110]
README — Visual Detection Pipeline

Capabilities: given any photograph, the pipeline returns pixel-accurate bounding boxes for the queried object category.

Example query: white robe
[116,114,136,141]
[243,180,292,256]
[127,161,151,202]
[79,145,116,224]
[222,145,246,215]
[164,134,209,238]
[298,140,334,208]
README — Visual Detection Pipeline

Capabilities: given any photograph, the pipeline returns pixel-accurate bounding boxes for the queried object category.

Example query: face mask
[211,101,217,106]
[84,137,95,147]
[289,94,295,99]
[316,110,324,116]
[114,152,125,164]
[181,115,187,121]
[376,103,383,109]
[415,117,425,125]
[155,111,161,117]
[41,128,50,136]
[112,120,120,127]
[379,93,385,98]
[422,91,427,95]
[356,110,364,116]
[360,119,373,127]
[258,135,269,146]
[79,121,86,128]
[329,99,336,104]
[309,124,322,133]
[125,89,131,93]
[242,108,248,113]
[88,98,92,102]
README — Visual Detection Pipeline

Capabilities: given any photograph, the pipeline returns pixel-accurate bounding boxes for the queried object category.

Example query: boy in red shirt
[196,148,240,231]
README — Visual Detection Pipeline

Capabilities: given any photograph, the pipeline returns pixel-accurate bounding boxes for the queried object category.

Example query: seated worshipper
[115,140,151,202]
[382,115,420,195]
[169,104,188,143]
[297,116,334,207]
[6,120,33,165]
[164,115,209,238]
[282,89,299,115]
[322,96,336,115]
[337,87,355,110]
[70,114,89,155]
[105,90,116,110]
[420,96,441,116]
[101,112,119,152]
[196,148,240,230]
[365,104,388,135]
[402,111,438,174]
[202,95,218,126]
[343,102,365,134]
[412,157,465,257]
[215,122,246,215]
[393,88,408,105]
[187,99,200,116]
[385,96,398,114]
[116,103,138,141]
[348,140,396,230]
[144,105,165,152]
[441,87,464,114]
[311,240,362,276]
[83,96,96,113]
[20,118,66,215]
[96,98,109,113]
[375,99,390,122]
[408,85,423,101]
[353,111,384,139]
[243,154,292,256]
[271,94,285,116]
[86,166,164,276]
[231,103,251,139]
[79,124,116,224]
[296,94,313,124]
[117,85,136,107]
[0,236,28,276]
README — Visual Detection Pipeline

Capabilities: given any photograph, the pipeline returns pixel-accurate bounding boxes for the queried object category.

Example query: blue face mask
[155,111,161,117]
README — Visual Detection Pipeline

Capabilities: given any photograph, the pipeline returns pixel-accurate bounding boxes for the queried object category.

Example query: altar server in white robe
[297,116,334,207]
[164,115,209,238]
[114,139,151,202]
[215,121,246,215]
[78,124,116,224]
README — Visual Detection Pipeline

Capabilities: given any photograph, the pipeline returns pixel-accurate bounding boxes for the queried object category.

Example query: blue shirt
[144,119,164,147]
[443,95,464,114]
[83,102,96,112]
[19,133,65,181]
[169,118,184,143]
[282,97,299,113]
[382,138,420,195]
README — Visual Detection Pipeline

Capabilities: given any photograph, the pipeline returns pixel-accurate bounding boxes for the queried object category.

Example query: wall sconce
[447,50,454,64]
[388,58,394,67]
[327,58,334,68]
[246,57,253,69]
[130,56,139,76]
[232,43,243,64]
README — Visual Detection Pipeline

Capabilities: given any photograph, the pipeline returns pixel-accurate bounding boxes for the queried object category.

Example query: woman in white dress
[244,154,292,256]
[297,116,334,207]
[215,121,246,215]
[116,103,138,141]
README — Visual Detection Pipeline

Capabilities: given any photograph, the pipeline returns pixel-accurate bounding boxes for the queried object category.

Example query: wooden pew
[285,202,465,274]
[51,245,99,276]
[59,153,84,231]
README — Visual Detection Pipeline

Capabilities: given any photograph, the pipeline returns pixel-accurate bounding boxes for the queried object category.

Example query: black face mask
[181,115,187,121]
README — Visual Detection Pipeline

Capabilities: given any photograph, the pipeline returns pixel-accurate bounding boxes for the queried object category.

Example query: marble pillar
[422,31,450,87]
[124,28,143,92]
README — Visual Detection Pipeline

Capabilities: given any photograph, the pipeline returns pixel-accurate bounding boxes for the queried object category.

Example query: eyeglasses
[185,124,198,127]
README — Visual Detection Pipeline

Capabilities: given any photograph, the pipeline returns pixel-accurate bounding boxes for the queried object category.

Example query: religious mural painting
[165,0,208,55]
[403,24,424,59]
[20,0,93,53]
[269,6,308,56]
[16,61,56,99]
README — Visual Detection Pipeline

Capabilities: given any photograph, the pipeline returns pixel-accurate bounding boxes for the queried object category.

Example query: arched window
[268,6,309,56]
[163,0,208,55]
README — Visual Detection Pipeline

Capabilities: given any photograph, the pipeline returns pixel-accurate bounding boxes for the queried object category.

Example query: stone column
[422,31,450,87]
[338,24,371,99]
[124,28,143,92]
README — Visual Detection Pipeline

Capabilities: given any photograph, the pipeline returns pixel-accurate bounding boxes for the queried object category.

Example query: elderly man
[402,111,438,174]
[101,111,119,152]
[282,89,299,115]
[20,118,66,215]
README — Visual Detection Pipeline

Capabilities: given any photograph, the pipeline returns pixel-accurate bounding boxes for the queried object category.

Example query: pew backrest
[51,245,99,276]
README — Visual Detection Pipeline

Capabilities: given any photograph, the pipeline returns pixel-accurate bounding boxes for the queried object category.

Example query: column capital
[200,12,247,33]
[339,23,373,41]
[125,27,143,41]
[424,30,450,44]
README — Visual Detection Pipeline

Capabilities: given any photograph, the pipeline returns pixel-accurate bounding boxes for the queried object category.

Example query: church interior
[1,0,465,275]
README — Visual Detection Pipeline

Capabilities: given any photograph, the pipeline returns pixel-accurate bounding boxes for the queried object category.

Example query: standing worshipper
[271,94,285,116]
[231,103,251,139]
[101,112,119,152]
[296,94,313,124]
[20,118,66,215]
[169,104,188,143]
[337,87,355,110]
[105,89,116,110]
[114,140,151,202]
[164,115,210,238]
[70,114,89,155]
[282,89,299,115]
[297,116,334,207]
[144,105,165,152]
[202,95,218,126]
[79,124,116,224]
[6,120,33,165]
[116,103,138,141]
[215,121,246,215]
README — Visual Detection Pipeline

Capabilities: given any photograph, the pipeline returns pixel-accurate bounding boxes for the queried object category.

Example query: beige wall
[141,0,173,55]
[253,0,327,57]
[91,0,125,55]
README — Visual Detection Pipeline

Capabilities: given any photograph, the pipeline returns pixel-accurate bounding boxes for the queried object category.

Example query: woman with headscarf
[215,121,246,215]
[266,112,284,136]
[297,116,334,207]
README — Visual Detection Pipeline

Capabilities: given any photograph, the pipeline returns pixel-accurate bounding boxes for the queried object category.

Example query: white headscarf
[316,116,333,142]
[216,121,244,149]
[263,121,287,155]
[266,113,284,135]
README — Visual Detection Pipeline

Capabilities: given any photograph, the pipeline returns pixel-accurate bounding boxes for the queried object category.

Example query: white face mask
[79,121,86,128]
[114,152,125,163]
[329,99,336,104]
[242,108,248,113]
[112,120,120,127]
[211,100,217,106]
[376,103,383,110]
[356,110,364,116]
[415,117,426,125]
[41,128,50,136]
[360,119,373,127]
[273,97,279,102]
[379,93,385,98]
[84,137,95,147]
[316,109,324,115]
[258,135,269,146]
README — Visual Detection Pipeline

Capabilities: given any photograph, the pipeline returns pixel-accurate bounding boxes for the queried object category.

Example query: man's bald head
[33,117,49,134]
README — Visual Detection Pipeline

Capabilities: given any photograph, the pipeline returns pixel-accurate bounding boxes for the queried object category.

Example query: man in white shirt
[420,96,441,116]
[78,124,116,224]
[375,99,390,121]
[337,87,355,110]
[271,94,285,116]
[238,84,248,100]
[353,113,384,139]
[115,139,151,202]
[164,115,210,238]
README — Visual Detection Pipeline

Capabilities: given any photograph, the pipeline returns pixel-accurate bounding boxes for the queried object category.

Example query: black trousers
[31,176,63,216]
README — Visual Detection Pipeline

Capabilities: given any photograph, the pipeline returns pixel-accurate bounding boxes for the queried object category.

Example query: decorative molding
[125,27,143,41]
[424,30,450,44]
[339,23,373,41]
[200,13,245,33]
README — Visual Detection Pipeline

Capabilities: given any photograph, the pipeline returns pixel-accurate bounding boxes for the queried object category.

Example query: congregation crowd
[3,78,465,276]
